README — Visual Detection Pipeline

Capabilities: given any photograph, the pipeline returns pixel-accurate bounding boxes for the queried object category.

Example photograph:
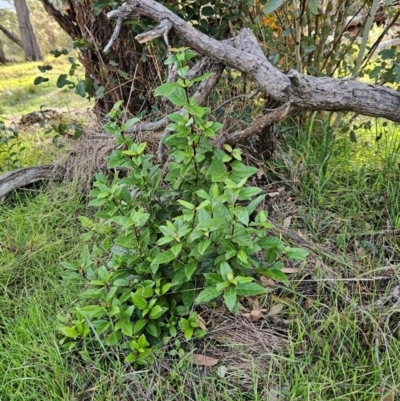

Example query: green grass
[1,178,399,400]
[271,114,400,238]
[0,184,87,399]
[0,57,90,119]
[0,56,93,172]
[0,126,64,173]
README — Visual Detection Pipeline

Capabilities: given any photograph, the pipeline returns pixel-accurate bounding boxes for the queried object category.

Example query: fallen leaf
[297,230,305,238]
[267,303,284,317]
[243,298,267,322]
[192,354,219,366]
[304,298,313,310]
[267,192,280,198]
[256,168,265,179]
[252,297,260,309]
[251,298,267,321]
[356,247,365,257]
[261,276,276,287]
[283,216,292,228]
[196,314,207,330]
[282,267,299,274]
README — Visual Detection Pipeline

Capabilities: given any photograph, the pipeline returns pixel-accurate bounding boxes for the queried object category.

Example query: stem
[352,0,380,80]
[133,227,145,260]
[292,0,303,73]
[112,199,125,216]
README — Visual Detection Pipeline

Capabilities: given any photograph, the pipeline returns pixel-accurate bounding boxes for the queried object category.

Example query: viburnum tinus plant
[58,48,309,367]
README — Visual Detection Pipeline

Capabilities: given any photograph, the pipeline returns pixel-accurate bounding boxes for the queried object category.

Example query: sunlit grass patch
[0,56,94,173]
[0,56,90,118]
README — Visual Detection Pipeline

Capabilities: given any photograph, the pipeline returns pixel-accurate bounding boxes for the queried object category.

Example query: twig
[212,89,260,114]
[135,19,173,44]
[219,103,292,145]
[361,10,400,70]
[84,25,106,67]
[156,126,170,162]
[103,16,124,52]
[126,64,139,115]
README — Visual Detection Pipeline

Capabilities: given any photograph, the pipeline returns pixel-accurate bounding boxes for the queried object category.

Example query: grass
[272,114,400,236]
[0,56,90,119]
[0,57,93,172]
[0,184,83,399]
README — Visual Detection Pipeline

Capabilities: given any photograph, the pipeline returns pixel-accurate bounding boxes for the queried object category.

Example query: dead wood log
[0,165,62,201]
[107,0,400,127]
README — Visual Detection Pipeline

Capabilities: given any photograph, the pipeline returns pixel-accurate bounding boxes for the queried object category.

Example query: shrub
[59,49,309,367]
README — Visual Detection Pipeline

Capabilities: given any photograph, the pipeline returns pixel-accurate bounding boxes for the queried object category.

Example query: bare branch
[126,62,224,134]
[103,16,123,53]
[218,103,292,146]
[0,23,22,48]
[135,19,172,44]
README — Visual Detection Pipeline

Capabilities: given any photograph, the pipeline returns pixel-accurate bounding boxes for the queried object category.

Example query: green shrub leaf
[263,0,284,14]
[236,282,266,296]
[151,250,175,266]
[195,287,223,304]
[223,286,237,312]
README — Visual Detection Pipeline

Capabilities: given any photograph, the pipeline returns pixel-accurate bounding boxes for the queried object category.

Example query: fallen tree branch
[108,0,400,124]
[126,60,225,135]
[220,103,292,145]
[124,29,264,136]
[0,165,62,201]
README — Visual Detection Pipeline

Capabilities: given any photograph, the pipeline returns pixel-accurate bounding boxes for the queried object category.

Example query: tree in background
[14,0,42,61]
[0,38,5,63]
[0,7,23,61]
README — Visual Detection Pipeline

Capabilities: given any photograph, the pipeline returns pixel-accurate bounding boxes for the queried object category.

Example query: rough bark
[0,165,60,201]
[107,0,400,125]
[14,0,42,61]
[0,39,6,63]
[41,0,162,117]
[0,24,23,48]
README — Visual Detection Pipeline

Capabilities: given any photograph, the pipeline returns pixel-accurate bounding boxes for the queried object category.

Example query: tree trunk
[14,0,42,61]
[41,0,162,118]
[0,39,6,63]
